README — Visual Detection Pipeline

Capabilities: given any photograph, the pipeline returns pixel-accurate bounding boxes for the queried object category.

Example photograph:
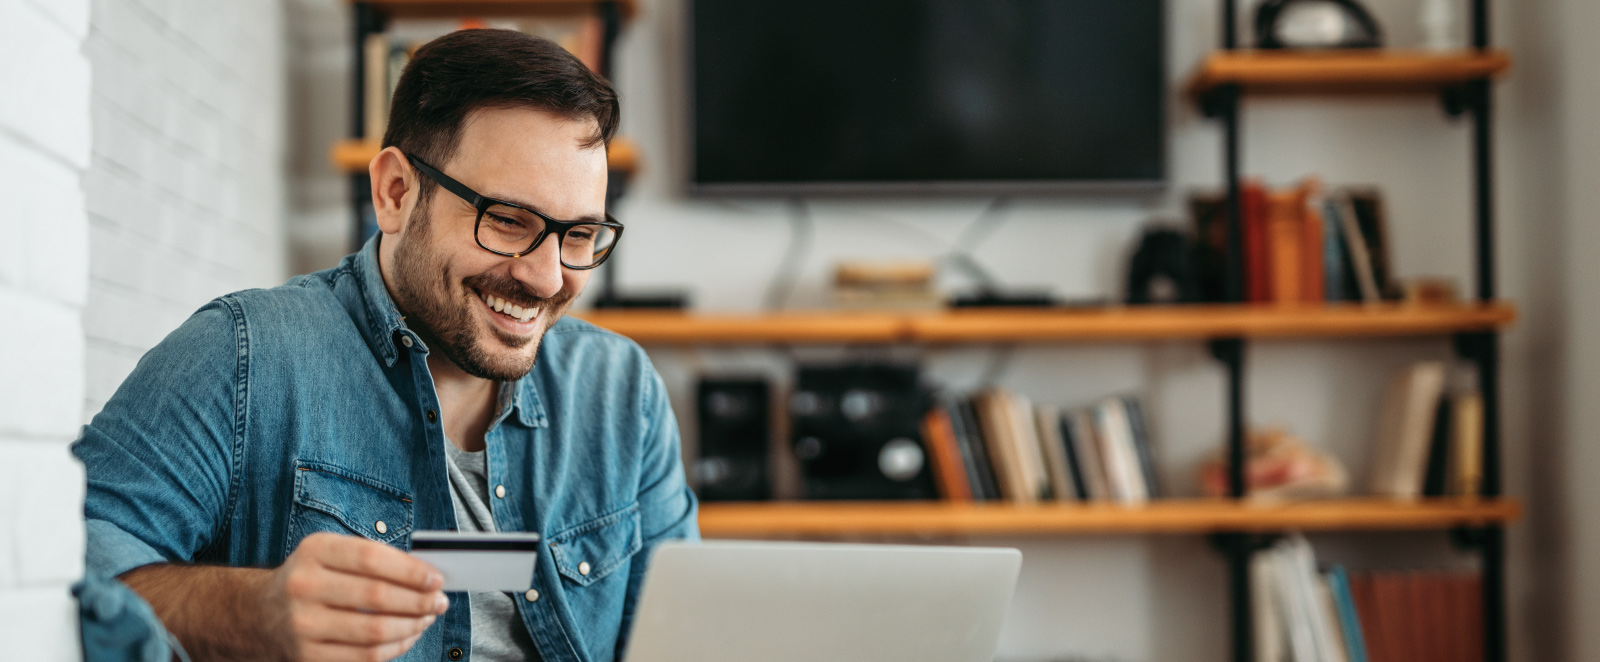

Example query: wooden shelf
[330,136,639,174]
[697,498,1521,537]
[354,0,636,19]
[1188,50,1511,96]
[578,302,1516,345]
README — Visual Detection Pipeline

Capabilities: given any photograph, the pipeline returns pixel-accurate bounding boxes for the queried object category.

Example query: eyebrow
[481,190,609,224]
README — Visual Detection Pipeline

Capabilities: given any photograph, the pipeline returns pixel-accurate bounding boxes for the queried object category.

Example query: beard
[389,200,575,381]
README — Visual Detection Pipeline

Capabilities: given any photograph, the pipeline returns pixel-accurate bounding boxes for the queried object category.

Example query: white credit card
[409,530,542,592]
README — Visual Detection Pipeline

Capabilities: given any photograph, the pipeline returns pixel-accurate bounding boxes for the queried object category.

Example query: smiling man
[71,30,698,662]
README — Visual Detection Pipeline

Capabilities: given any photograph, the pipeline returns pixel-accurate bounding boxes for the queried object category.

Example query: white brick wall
[0,0,92,658]
[84,0,288,416]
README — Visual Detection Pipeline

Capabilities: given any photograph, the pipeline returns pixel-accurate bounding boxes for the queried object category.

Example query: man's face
[386,107,607,381]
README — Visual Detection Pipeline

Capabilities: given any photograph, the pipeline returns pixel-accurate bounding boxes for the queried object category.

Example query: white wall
[282,0,1591,660]
[82,0,289,418]
[0,0,92,658]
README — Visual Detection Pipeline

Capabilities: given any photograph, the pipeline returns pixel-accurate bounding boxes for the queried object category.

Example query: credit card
[409,530,542,592]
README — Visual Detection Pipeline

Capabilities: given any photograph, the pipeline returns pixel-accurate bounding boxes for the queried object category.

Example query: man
[71,29,697,662]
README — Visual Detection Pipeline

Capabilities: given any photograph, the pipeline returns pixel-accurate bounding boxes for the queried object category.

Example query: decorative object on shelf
[832,259,943,311]
[1400,277,1461,305]
[790,363,936,500]
[694,377,772,501]
[1420,0,1462,51]
[1126,227,1203,304]
[1254,0,1383,49]
[1199,427,1349,500]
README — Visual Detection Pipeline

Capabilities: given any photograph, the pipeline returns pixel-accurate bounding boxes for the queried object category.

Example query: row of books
[1255,535,1482,662]
[919,391,1162,504]
[1193,181,1397,305]
[360,18,605,141]
[1370,361,1484,499]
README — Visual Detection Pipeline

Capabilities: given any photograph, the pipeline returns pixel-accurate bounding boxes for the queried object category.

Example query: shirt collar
[350,235,547,429]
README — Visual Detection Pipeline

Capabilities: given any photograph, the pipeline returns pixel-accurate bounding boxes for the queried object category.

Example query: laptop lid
[623,540,1022,662]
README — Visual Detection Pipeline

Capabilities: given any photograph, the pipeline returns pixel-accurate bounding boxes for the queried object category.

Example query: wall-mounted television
[688,0,1166,196]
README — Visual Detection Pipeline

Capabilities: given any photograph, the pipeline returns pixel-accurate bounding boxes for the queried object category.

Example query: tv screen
[689,0,1166,195]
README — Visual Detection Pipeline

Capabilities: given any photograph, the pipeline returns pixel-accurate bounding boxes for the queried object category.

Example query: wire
[975,344,1016,390]
[762,197,814,311]
[942,197,1012,293]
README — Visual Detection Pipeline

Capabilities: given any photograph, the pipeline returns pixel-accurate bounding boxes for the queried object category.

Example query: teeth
[482,292,538,324]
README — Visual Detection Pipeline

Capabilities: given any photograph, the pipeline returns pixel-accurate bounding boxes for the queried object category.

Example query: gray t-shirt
[443,439,541,662]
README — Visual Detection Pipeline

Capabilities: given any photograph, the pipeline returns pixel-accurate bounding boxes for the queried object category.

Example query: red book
[1242,180,1271,303]
[1299,182,1326,303]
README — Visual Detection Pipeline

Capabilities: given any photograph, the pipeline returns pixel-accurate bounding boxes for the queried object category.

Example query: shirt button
[375,520,387,535]
[426,409,438,423]
[400,336,414,348]
[578,561,591,576]
[448,647,463,660]
[524,589,540,602]
[495,485,506,499]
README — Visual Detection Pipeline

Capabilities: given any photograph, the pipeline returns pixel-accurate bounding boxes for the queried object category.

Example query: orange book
[919,408,973,502]
[1243,181,1271,303]
[1266,188,1303,305]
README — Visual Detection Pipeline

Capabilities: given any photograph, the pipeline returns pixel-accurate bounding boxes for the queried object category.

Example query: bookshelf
[580,302,1516,345]
[330,134,640,174]
[1187,49,1512,95]
[354,0,636,19]
[1192,2,1512,661]
[697,498,1522,538]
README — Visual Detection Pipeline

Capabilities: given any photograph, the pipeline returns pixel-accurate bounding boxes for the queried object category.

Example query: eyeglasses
[407,155,623,270]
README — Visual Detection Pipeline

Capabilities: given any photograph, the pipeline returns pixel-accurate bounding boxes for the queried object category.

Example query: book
[1033,404,1079,502]
[1252,552,1287,662]
[1347,190,1397,299]
[1450,392,1485,497]
[1268,537,1321,662]
[919,406,972,501]
[1093,398,1148,504]
[1067,409,1112,501]
[1421,397,1453,497]
[1267,188,1306,305]
[954,397,1001,501]
[1316,577,1352,662]
[1326,566,1370,662]
[1369,361,1448,499]
[1005,392,1051,500]
[1244,181,1272,303]
[1300,184,1326,303]
[1122,396,1163,499]
[1191,193,1231,302]
[1056,414,1090,500]
[1321,195,1350,301]
[975,391,1031,503]
[363,32,391,140]
[1335,191,1382,303]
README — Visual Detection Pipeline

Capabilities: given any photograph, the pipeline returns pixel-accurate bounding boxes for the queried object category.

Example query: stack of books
[919,391,1161,504]
[1369,361,1485,500]
[1254,534,1482,662]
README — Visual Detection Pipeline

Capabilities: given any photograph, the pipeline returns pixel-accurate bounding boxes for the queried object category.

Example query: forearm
[121,563,292,662]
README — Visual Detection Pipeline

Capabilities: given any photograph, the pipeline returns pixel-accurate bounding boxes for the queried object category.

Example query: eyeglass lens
[478,203,618,268]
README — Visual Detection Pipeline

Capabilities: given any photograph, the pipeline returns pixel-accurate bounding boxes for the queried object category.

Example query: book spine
[1122,396,1163,499]
[1070,410,1112,501]
[1034,405,1077,502]
[1322,197,1347,302]
[920,407,973,501]
[1094,399,1147,504]
[1268,188,1304,305]
[1244,181,1271,303]
[1301,186,1326,304]
[943,397,989,500]
[958,398,1002,501]
[1327,566,1370,662]
[1451,392,1485,498]
[1057,414,1090,501]
[1337,192,1381,303]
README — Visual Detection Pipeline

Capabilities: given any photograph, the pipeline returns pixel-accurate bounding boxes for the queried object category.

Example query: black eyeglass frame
[406,154,624,270]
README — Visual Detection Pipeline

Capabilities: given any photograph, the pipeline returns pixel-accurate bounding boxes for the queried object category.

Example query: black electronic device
[790,363,937,500]
[1126,228,1203,304]
[1254,0,1382,49]
[694,377,771,501]
[688,0,1166,195]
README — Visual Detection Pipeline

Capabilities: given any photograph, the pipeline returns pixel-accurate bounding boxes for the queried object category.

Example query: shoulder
[532,314,663,403]
[541,314,652,368]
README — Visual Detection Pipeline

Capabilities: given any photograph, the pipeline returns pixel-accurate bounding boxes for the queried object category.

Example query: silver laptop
[623,540,1022,662]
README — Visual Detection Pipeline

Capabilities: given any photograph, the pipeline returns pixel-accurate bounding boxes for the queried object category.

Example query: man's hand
[270,532,450,661]
[122,533,450,662]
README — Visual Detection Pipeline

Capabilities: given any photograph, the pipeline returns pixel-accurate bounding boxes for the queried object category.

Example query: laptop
[622,540,1022,662]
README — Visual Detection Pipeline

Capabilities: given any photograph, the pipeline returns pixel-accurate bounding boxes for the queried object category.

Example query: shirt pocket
[287,460,414,554]
[548,502,641,587]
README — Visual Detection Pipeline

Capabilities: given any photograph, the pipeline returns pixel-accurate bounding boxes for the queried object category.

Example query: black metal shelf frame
[1202,2,1504,662]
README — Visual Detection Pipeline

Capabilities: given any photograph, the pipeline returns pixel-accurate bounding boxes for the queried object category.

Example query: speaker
[790,363,937,500]
[694,377,771,501]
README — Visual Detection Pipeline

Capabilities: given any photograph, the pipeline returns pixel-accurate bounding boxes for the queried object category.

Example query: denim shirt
[71,237,700,662]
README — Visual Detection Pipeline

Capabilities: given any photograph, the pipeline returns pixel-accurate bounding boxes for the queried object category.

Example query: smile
[481,291,540,324]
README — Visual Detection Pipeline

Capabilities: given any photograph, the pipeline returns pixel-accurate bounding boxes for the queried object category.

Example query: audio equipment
[790,363,937,500]
[694,377,772,501]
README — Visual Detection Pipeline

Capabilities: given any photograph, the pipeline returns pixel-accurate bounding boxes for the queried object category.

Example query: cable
[942,197,1012,293]
[762,197,814,311]
[975,344,1016,390]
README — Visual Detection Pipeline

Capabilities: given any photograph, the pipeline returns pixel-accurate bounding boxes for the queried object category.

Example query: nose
[506,233,566,299]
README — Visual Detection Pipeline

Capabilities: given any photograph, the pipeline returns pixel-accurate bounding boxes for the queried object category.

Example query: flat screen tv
[688,0,1166,195]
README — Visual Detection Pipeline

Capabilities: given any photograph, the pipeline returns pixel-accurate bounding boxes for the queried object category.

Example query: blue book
[1326,565,1369,662]
[1322,197,1346,301]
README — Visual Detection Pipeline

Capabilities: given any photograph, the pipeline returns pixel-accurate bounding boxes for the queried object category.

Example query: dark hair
[383,29,619,195]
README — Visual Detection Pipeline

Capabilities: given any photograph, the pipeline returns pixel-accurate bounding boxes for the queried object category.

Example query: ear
[369,146,417,236]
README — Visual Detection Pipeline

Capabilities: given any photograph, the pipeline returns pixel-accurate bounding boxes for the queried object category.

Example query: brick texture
[0,0,90,657]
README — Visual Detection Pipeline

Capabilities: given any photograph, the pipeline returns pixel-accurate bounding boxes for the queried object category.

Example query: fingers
[293,565,449,617]
[299,633,424,662]
[304,533,444,592]
[293,603,435,647]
